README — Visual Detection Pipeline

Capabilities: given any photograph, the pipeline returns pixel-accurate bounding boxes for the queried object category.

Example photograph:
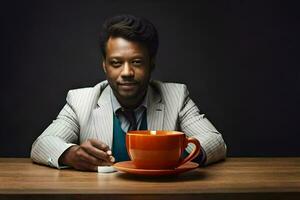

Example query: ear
[102,60,107,73]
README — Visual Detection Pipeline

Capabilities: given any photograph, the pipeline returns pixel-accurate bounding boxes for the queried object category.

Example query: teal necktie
[121,109,137,130]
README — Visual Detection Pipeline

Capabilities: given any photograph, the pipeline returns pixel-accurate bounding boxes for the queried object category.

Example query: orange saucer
[113,161,199,176]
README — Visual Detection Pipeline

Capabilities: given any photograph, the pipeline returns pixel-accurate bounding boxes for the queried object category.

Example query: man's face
[102,37,152,105]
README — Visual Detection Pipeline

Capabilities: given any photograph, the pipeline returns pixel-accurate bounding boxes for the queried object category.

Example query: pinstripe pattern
[31,80,226,168]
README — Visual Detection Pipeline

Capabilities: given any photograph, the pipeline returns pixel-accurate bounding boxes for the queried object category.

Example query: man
[31,14,226,171]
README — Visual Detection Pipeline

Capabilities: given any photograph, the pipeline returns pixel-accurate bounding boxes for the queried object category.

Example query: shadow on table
[115,169,208,182]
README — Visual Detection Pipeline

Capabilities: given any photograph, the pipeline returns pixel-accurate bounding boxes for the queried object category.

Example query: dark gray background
[1,0,299,157]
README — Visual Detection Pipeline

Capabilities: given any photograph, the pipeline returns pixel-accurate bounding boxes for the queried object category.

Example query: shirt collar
[110,88,148,115]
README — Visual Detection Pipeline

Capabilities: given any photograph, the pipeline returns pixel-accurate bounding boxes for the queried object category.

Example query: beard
[107,77,149,108]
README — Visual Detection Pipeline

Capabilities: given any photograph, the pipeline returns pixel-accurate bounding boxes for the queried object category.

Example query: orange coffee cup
[126,130,201,169]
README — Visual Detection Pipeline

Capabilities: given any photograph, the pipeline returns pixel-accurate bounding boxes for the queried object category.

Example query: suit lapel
[91,86,113,149]
[147,85,165,130]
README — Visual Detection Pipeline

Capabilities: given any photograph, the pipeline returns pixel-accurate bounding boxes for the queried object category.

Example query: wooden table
[0,158,299,200]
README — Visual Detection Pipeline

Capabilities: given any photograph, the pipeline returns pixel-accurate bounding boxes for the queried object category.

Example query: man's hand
[58,139,115,171]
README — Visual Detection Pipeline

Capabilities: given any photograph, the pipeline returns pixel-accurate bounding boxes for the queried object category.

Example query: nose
[120,62,134,78]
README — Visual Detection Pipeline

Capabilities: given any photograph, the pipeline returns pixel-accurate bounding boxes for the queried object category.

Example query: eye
[110,60,122,67]
[132,59,142,66]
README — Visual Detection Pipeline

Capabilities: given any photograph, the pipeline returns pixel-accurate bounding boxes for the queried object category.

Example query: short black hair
[99,14,159,60]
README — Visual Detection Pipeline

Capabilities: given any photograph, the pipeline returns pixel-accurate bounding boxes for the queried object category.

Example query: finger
[89,139,110,152]
[75,161,98,172]
[76,148,103,166]
[78,153,114,167]
[109,155,115,163]
[99,161,114,166]
[81,145,112,162]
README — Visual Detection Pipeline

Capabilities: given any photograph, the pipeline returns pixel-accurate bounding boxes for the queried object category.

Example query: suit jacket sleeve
[30,91,79,168]
[178,85,227,165]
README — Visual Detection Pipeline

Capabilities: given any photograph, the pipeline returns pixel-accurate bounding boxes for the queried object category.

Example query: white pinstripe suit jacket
[31,80,227,168]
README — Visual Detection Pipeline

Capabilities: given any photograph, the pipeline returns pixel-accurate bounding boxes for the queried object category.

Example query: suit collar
[147,82,164,130]
[97,83,111,107]
[147,81,162,105]
[93,85,113,148]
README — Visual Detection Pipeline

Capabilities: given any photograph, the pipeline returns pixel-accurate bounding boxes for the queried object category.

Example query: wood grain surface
[0,157,299,199]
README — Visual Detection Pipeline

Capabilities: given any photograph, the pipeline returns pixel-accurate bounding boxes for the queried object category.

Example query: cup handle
[178,137,201,167]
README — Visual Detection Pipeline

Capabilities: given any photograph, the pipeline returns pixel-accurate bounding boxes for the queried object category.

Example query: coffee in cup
[126,130,201,169]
